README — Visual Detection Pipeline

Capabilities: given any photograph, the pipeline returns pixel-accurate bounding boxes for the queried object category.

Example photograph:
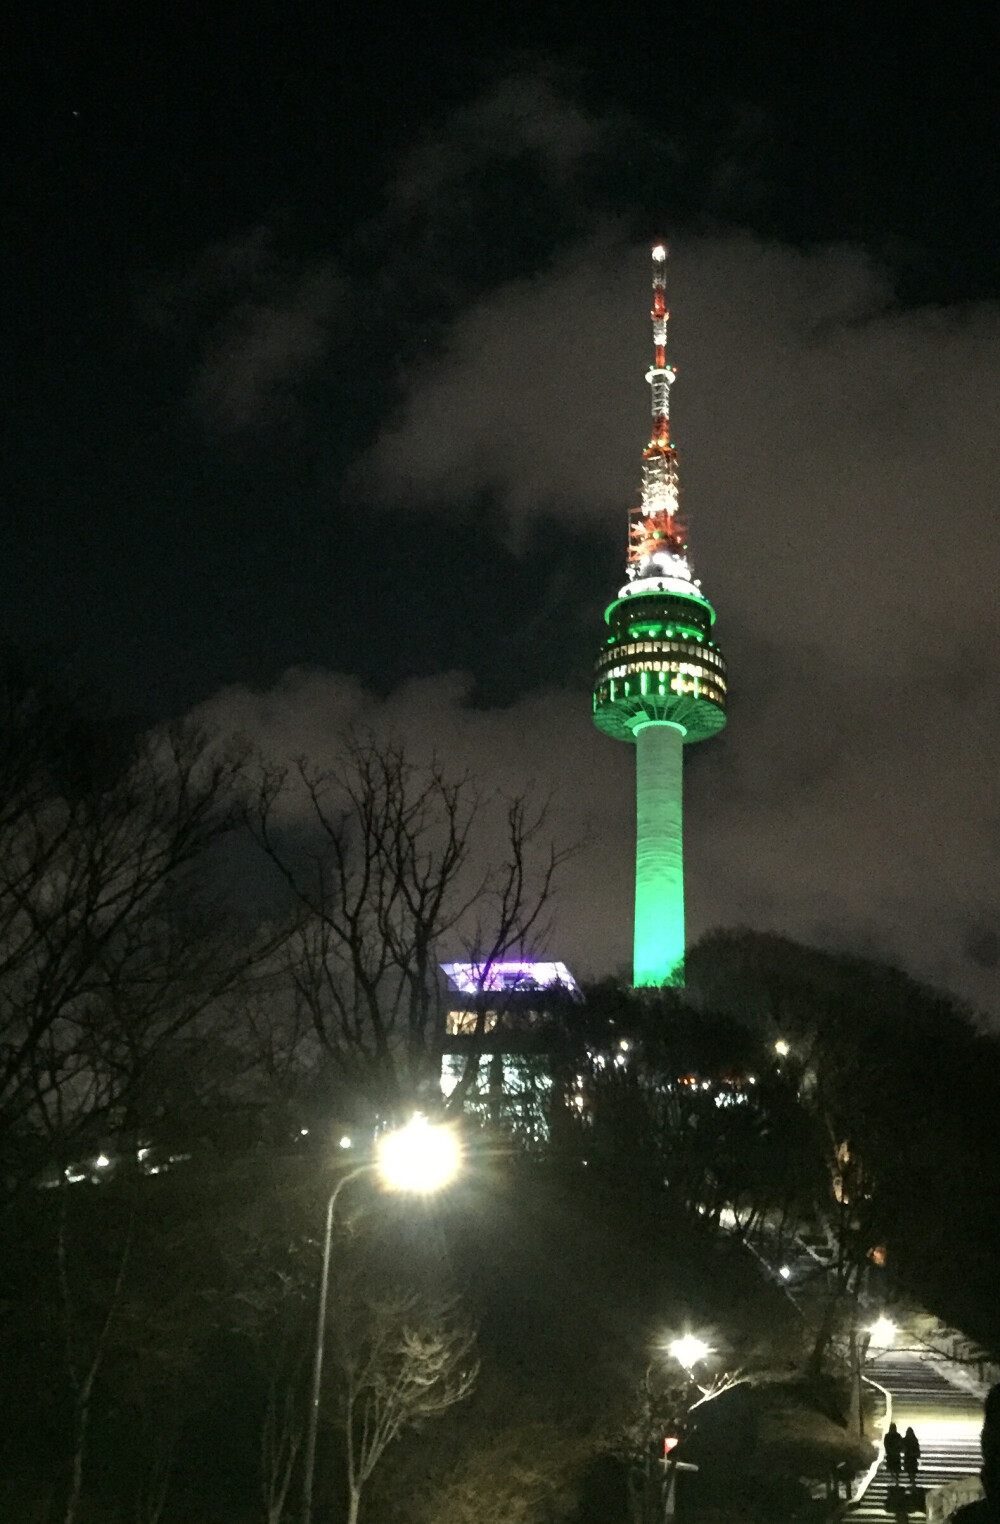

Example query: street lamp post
[852,1314,897,1439]
[301,1163,370,1524]
[300,1116,462,1524]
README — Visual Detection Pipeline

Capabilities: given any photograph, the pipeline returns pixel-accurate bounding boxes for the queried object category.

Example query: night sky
[3,6,999,1011]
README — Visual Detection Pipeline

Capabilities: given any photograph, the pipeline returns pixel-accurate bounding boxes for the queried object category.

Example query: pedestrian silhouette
[903,1426,921,1487]
[884,1422,903,1483]
[952,1382,1000,1523]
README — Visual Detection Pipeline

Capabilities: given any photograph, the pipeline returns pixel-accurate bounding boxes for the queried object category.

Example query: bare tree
[250,739,570,1112]
[614,1358,746,1524]
[412,1416,591,1524]
[331,1291,478,1524]
[0,665,267,1201]
[262,1370,305,1524]
[56,1183,135,1524]
[131,1394,181,1524]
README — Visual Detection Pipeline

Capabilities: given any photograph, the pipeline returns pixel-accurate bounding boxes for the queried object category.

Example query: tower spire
[648,242,673,446]
[627,244,689,585]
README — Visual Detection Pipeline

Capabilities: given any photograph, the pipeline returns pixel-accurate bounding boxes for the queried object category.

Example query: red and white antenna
[648,242,673,446]
[626,244,688,578]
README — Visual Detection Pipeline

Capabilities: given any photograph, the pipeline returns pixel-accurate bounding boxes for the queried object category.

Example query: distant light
[440,960,579,995]
[869,1315,897,1348]
[94,1154,110,1169]
[652,244,667,261]
[619,1039,630,1052]
[747,1075,757,1085]
[774,1040,790,1057]
[339,1135,352,1149]
[779,1265,792,1280]
[376,1115,461,1194]
[669,1334,712,1370]
[300,1127,310,1136]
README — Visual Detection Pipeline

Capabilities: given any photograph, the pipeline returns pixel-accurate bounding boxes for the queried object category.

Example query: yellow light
[774,1039,790,1057]
[375,1114,462,1194]
[669,1334,712,1370]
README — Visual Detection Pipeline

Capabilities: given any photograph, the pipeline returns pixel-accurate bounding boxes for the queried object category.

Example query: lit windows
[446,1009,499,1036]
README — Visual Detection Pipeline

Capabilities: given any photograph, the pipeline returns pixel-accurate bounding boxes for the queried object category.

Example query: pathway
[852,1348,982,1518]
[738,1222,987,1516]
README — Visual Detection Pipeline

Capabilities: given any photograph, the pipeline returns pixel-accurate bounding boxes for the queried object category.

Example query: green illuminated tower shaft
[634,721,685,984]
[592,245,727,987]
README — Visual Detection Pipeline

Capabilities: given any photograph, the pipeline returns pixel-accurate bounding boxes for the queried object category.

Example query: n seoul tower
[593,246,727,986]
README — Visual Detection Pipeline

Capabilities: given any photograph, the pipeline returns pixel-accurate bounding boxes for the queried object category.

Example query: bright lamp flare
[869,1315,897,1348]
[376,1114,461,1193]
[669,1334,712,1369]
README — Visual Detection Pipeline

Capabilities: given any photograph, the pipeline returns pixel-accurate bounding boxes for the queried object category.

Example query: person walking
[903,1427,921,1488]
[884,1422,904,1485]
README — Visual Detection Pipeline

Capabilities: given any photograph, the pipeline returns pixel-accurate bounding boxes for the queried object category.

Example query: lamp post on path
[300,1115,462,1524]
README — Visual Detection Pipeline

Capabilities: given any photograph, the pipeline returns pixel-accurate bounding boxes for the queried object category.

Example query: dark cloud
[388,72,604,212]
[143,227,345,431]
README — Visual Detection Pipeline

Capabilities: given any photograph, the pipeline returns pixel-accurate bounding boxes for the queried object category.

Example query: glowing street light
[774,1039,790,1057]
[376,1113,462,1193]
[779,1265,792,1281]
[868,1315,897,1349]
[301,1116,461,1524]
[669,1334,713,1371]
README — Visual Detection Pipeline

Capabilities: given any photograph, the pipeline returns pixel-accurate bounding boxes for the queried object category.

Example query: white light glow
[339,1135,352,1149]
[94,1154,110,1169]
[619,577,711,605]
[869,1315,897,1348]
[645,552,691,581]
[774,1040,790,1057]
[779,1265,792,1280]
[652,245,667,261]
[376,1114,461,1194]
[669,1335,713,1370]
